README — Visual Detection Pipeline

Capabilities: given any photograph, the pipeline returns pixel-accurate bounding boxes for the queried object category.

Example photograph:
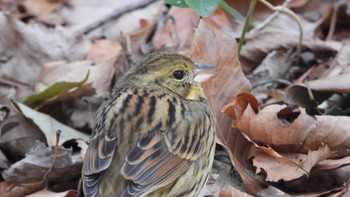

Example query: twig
[249,0,291,34]
[258,0,303,60]
[3,130,62,197]
[326,5,338,41]
[42,130,62,181]
[74,0,158,37]
[0,78,29,88]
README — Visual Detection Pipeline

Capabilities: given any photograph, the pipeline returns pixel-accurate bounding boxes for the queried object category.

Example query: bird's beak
[194,63,216,83]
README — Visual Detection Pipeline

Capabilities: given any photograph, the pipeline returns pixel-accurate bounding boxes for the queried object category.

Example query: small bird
[80,52,216,197]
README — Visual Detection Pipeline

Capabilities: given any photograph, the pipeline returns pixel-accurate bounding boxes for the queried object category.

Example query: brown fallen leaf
[153,7,199,51]
[224,94,350,157]
[223,93,350,195]
[36,57,116,100]
[0,105,47,160]
[85,39,122,63]
[0,13,90,86]
[187,21,264,194]
[307,72,350,93]
[239,31,339,72]
[250,143,335,182]
[2,141,82,184]
[314,156,350,172]
[219,185,253,197]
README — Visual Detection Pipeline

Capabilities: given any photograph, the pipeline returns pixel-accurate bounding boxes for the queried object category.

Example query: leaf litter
[1,0,350,196]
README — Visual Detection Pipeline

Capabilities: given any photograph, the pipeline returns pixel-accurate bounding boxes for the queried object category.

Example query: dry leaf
[85,39,122,63]
[226,96,350,157]
[250,143,335,181]
[153,7,199,51]
[2,141,82,184]
[0,109,47,160]
[12,101,89,146]
[219,185,253,197]
[187,21,264,194]
[0,13,90,85]
[307,72,350,93]
[36,57,116,99]
[240,31,340,72]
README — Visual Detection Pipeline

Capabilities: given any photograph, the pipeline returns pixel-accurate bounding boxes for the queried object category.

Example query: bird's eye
[173,70,185,80]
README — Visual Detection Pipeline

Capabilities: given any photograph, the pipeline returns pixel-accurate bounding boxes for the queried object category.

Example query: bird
[80,52,216,197]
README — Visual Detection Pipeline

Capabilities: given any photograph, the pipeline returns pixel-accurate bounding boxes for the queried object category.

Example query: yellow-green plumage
[81,53,216,197]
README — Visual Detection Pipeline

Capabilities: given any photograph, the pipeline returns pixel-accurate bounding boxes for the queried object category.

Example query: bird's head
[129,52,215,101]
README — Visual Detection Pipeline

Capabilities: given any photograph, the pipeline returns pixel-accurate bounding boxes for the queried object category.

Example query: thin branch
[74,0,158,37]
[258,0,303,59]
[42,130,61,181]
[326,5,338,41]
[249,0,291,34]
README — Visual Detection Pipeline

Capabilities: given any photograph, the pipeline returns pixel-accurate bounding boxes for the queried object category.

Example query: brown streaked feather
[82,90,212,196]
[81,53,216,197]
[82,91,134,197]
[121,132,190,196]
[117,97,212,196]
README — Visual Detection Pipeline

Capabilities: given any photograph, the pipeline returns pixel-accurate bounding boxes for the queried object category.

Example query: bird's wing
[121,132,189,196]
[82,100,119,197]
[121,101,213,196]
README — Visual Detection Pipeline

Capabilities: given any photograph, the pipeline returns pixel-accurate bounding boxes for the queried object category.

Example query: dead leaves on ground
[222,93,350,195]
[1,0,350,196]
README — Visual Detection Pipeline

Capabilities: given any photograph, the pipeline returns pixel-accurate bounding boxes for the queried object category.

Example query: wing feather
[121,132,190,196]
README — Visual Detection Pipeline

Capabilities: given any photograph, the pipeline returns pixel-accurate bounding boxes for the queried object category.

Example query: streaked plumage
[80,52,216,197]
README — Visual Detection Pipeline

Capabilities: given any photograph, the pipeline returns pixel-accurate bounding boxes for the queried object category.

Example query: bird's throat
[185,84,205,101]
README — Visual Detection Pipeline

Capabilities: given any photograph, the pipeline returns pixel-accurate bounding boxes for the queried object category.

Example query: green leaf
[164,0,189,8]
[185,0,221,17]
[22,71,89,108]
[219,0,244,21]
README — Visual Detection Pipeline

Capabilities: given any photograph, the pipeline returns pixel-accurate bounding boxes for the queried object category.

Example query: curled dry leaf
[0,105,10,121]
[187,21,264,193]
[225,94,350,157]
[250,143,335,182]
[0,104,47,160]
[314,156,350,172]
[223,93,350,194]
